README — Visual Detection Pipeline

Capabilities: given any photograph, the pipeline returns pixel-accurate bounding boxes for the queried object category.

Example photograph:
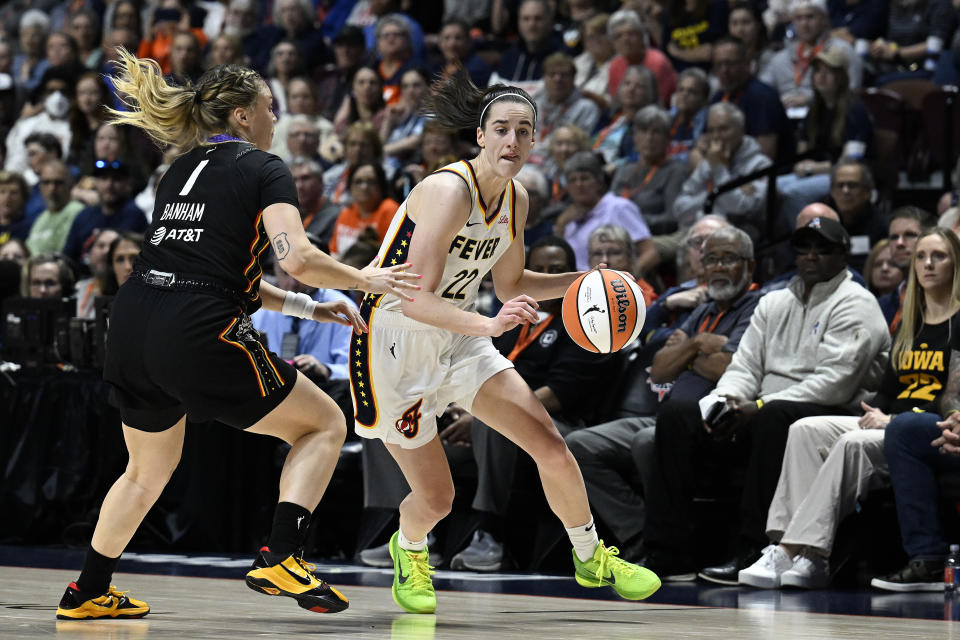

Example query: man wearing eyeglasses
[822,158,882,273]
[25,158,82,255]
[566,226,760,564]
[643,215,888,584]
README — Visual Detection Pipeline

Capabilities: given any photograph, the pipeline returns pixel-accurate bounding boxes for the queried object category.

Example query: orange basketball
[562,269,646,353]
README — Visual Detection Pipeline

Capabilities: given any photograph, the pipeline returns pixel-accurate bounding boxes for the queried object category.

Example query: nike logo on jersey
[389,343,396,359]
[465,221,481,227]
[206,147,216,154]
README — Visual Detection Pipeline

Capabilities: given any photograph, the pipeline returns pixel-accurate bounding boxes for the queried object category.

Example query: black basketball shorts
[104,279,297,432]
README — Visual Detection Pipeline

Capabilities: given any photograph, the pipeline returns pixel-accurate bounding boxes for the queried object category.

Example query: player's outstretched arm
[262,201,419,299]
[260,280,367,332]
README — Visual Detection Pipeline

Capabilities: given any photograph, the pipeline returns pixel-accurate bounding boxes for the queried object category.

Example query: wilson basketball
[562,269,645,353]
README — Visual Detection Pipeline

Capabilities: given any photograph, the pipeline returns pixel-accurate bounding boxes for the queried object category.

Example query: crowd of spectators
[3,0,960,594]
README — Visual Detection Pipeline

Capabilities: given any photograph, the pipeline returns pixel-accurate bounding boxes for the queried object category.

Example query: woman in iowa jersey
[351,72,660,614]
[739,227,960,592]
[55,50,419,620]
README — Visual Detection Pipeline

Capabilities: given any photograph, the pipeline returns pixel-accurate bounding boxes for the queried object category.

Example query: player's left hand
[490,294,539,337]
[360,260,422,301]
[314,300,367,333]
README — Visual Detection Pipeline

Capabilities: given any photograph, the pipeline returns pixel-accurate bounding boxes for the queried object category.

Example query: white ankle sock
[398,528,428,552]
[566,517,599,562]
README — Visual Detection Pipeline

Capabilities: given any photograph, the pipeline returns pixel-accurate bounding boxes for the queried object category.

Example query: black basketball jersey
[136,140,299,311]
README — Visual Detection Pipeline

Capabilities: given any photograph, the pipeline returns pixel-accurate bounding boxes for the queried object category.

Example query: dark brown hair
[421,70,537,132]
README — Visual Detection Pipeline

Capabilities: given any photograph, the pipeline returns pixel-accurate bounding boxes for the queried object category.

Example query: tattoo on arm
[942,350,960,415]
[273,232,290,260]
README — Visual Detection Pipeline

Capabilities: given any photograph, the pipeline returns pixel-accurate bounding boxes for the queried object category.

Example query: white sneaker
[738,545,794,589]
[781,552,830,589]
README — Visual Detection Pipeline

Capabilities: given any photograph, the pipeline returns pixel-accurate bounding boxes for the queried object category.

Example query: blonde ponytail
[107,47,266,151]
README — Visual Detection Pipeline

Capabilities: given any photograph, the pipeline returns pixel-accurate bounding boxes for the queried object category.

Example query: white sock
[398,528,428,552]
[566,517,600,563]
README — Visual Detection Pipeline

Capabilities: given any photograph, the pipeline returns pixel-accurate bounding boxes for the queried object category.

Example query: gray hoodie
[715,269,889,410]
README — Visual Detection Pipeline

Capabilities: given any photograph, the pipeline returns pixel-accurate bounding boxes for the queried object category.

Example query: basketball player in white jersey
[349,72,661,614]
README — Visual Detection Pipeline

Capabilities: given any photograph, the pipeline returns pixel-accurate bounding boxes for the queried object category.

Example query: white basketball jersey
[373,160,518,313]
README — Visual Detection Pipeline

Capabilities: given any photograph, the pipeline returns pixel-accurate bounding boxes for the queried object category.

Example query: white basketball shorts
[350,307,513,449]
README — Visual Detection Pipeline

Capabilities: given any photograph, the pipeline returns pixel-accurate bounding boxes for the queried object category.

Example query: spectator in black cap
[61,158,147,263]
[316,26,367,122]
[644,209,889,584]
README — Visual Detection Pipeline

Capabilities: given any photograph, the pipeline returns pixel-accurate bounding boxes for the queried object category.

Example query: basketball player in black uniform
[55,49,419,620]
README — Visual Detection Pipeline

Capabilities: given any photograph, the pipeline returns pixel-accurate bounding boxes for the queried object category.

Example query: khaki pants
[766,415,888,554]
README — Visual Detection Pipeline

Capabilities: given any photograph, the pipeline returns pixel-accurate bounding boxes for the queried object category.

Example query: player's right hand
[489,294,538,337]
[360,260,421,301]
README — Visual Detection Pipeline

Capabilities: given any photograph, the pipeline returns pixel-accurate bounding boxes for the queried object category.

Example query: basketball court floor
[1,546,958,639]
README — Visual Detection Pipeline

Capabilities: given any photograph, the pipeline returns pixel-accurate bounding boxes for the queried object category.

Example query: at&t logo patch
[150,226,205,245]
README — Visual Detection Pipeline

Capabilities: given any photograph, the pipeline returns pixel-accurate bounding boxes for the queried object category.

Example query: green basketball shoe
[572,541,661,600]
[389,531,437,614]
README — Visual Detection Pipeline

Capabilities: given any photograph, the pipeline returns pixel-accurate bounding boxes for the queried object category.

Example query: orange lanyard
[593,111,624,150]
[720,87,744,104]
[507,314,554,361]
[333,167,351,204]
[79,280,97,315]
[698,310,727,334]
[669,114,685,139]
[620,162,660,200]
[540,102,572,142]
[794,42,825,87]
[697,284,758,333]
[551,179,565,203]
[890,285,907,336]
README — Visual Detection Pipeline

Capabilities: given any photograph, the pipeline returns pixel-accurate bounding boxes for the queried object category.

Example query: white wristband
[281,291,318,319]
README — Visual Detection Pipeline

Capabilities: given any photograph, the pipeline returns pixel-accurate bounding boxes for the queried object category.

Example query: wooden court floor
[1,567,958,640]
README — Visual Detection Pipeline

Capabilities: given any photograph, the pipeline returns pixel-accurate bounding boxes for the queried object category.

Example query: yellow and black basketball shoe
[245,546,349,613]
[56,582,150,619]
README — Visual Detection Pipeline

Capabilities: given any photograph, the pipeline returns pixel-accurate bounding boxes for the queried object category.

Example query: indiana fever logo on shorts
[395,399,424,439]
